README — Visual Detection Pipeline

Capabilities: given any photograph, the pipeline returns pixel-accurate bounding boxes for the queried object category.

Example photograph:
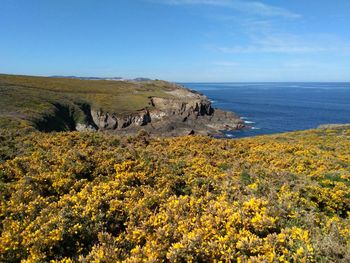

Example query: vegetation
[0,127,349,262]
[0,74,175,130]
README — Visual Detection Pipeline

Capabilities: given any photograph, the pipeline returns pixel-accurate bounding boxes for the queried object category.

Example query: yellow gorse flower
[0,128,349,261]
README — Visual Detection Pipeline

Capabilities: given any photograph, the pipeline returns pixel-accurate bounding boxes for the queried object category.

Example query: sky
[1,0,350,82]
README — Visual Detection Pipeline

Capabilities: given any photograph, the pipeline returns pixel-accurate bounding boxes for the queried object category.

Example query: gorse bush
[0,128,349,262]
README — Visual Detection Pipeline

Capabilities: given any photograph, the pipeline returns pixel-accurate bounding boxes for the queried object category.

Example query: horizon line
[1,72,350,84]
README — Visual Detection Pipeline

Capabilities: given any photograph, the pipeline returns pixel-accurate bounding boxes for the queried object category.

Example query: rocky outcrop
[75,123,97,132]
[204,109,245,131]
[149,89,213,119]
[33,84,244,136]
[89,85,245,136]
[91,109,152,130]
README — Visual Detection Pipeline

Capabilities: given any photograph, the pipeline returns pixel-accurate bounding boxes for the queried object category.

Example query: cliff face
[149,88,213,118]
[90,110,151,130]
[85,86,244,136]
[0,75,244,135]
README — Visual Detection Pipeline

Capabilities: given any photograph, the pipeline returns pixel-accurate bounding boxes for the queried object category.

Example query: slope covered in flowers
[0,128,349,262]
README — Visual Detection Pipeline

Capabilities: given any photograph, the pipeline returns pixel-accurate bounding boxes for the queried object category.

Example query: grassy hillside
[0,74,175,130]
[0,128,349,262]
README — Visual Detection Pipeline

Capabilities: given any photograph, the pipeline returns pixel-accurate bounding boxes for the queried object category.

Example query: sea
[181,82,350,138]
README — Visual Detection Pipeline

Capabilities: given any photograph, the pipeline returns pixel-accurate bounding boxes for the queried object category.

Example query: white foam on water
[244,121,255,124]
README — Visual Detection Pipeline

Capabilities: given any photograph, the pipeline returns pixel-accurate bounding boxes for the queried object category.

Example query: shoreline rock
[88,85,245,137]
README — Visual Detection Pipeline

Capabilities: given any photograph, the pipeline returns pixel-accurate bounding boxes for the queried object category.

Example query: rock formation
[87,85,245,136]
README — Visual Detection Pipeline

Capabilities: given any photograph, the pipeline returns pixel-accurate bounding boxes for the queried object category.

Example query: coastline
[0,74,245,136]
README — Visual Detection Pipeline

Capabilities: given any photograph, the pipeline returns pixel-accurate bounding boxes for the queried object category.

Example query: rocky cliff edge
[81,85,244,136]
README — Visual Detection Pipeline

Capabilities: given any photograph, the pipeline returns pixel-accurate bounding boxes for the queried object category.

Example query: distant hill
[132,77,153,82]
[50,75,124,80]
[49,75,153,82]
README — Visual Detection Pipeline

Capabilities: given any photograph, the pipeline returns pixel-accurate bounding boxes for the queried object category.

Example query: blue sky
[1,0,350,82]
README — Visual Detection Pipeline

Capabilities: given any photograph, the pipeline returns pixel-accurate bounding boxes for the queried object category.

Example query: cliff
[88,86,244,136]
[0,74,244,136]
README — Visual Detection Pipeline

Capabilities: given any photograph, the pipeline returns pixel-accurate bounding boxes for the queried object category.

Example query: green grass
[0,74,175,130]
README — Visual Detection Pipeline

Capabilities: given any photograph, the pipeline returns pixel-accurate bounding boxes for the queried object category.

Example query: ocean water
[181,82,350,138]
